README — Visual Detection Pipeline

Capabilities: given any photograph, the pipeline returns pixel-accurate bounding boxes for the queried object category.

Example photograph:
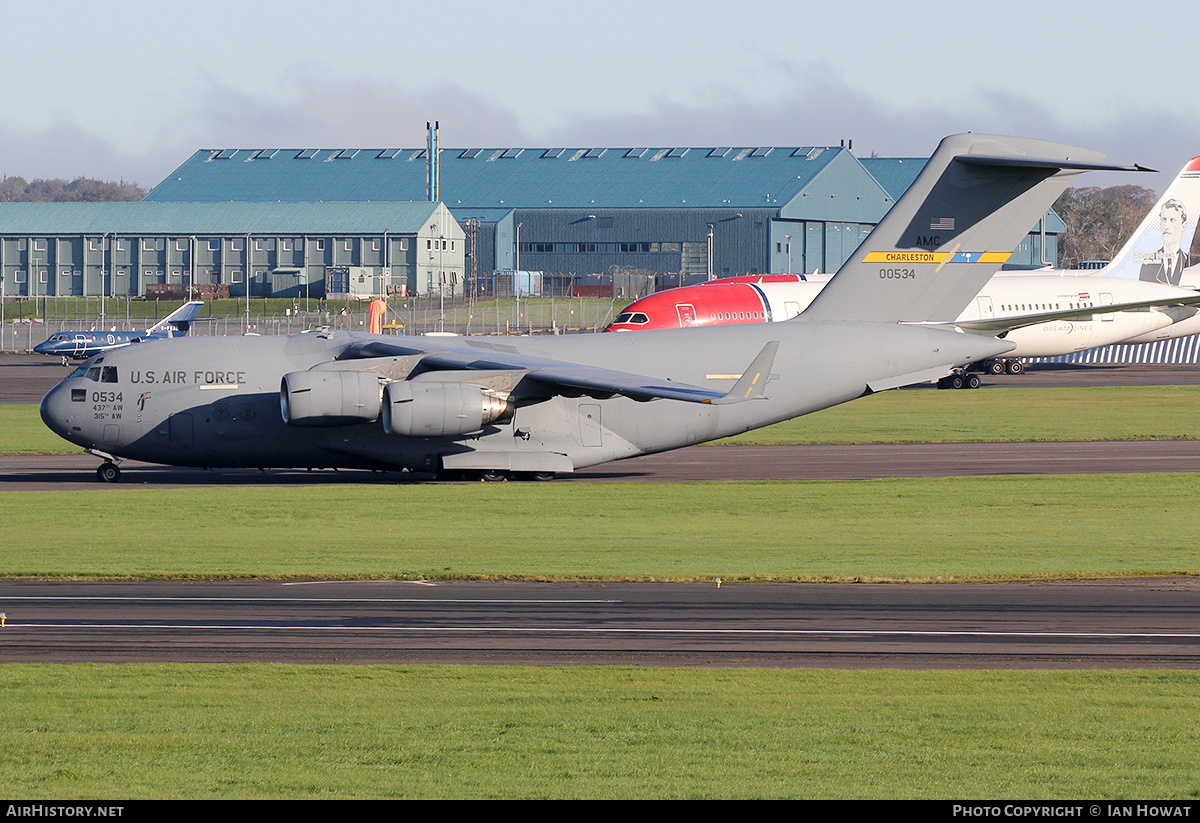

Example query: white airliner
[607,160,1200,384]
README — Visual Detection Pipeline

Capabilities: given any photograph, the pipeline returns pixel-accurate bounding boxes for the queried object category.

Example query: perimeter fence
[0,294,628,352]
[7,295,1199,363]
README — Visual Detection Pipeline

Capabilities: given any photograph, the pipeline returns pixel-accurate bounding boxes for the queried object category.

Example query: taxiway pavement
[2,578,1197,668]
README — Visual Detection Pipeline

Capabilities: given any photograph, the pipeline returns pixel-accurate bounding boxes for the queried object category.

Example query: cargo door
[1100,292,1114,321]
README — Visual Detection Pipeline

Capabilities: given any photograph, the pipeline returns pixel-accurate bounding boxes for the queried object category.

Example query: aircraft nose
[39,381,81,443]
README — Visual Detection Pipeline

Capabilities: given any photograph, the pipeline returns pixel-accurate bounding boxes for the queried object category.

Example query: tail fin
[800,133,1141,323]
[146,300,204,336]
[1103,157,1200,287]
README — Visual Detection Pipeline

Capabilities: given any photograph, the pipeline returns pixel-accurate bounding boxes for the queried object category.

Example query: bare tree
[0,176,147,202]
[1053,185,1157,268]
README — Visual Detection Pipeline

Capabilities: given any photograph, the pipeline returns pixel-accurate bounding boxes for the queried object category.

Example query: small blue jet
[34,301,204,362]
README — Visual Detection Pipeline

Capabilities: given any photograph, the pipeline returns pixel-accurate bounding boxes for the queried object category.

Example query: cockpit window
[69,365,88,379]
[84,367,101,382]
[101,366,118,383]
[613,312,649,325]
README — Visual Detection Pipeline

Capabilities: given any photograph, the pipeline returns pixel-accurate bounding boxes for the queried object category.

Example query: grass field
[717,384,1200,444]
[6,384,1200,456]
[2,474,1196,581]
[6,382,1199,799]
[2,665,1197,799]
[0,405,71,454]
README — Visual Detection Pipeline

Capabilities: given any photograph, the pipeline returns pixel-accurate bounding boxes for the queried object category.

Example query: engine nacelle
[382,380,513,438]
[280,370,383,427]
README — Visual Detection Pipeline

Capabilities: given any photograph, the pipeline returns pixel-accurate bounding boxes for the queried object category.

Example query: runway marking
[7,624,1200,639]
[0,596,621,605]
[282,579,438,586]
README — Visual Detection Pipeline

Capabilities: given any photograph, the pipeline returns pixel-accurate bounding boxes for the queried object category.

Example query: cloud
[544,68,1200,190]
[0,70,538,186]
[0,123,154,184]
[1,64,1196,195]
[180,68,535,154]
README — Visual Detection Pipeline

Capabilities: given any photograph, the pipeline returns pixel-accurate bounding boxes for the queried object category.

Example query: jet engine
[280,370,384,427]
[381,380,513,438]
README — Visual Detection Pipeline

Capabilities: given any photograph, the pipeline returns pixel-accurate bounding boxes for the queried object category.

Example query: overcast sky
[3,0,1196,192]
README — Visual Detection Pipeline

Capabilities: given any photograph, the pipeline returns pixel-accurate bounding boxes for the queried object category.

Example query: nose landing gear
[86,449,123,483]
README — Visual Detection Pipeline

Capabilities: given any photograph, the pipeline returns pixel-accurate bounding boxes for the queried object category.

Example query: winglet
[707,341,778,405]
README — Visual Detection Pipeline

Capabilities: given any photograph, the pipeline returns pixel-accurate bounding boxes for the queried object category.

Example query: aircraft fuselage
[40,324,1010,475]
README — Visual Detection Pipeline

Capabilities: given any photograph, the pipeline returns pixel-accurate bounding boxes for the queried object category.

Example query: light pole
[515,222,523,331]
[244,234,251,333]
[706,224,714,281]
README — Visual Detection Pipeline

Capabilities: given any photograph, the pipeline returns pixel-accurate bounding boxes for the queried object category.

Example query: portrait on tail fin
[1106,157,1200,288]
[1138,198,1190,286]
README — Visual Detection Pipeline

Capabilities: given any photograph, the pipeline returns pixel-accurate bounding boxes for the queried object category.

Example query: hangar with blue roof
[0,200,462,299]
[0,143,1062,299]
[145,145,894,280]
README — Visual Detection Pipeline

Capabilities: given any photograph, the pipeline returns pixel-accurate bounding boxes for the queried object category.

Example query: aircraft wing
[952,291,1200,335]
[343,337,776,405]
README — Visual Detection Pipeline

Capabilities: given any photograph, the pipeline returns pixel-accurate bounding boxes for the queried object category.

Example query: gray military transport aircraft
[40,134,1140,483]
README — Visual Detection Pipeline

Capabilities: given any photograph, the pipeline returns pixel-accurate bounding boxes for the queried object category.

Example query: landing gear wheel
[515,471,557,481]
[96,462,121,483]
[966,374,982,389]
[1005,360,1024,375]
[988,359,1006,375]
[478,471,508,483]
[950,375,966,390]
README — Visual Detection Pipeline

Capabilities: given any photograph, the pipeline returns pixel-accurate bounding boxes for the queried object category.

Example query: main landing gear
[982,358,1024,376]
[436,469,557,482]
[936,371,982,390]
[936,359,1024,389]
